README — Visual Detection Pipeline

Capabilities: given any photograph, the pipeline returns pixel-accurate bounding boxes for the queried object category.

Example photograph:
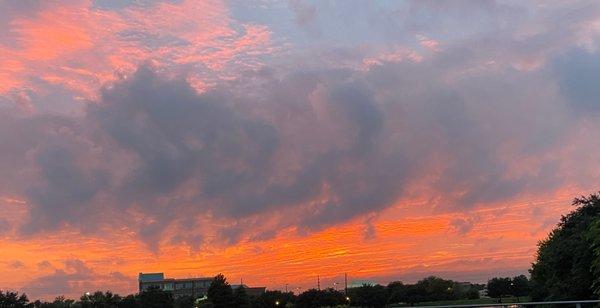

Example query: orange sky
[0,191,577,299]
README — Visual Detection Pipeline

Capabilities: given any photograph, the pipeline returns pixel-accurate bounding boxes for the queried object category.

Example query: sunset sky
[1,0,600,300]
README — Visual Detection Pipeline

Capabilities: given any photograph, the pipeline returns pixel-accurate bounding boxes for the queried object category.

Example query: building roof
[138,273,213,283]
[139,273,165,282]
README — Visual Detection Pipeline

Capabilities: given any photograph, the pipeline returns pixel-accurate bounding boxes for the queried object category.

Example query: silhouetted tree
[0,290,30,307]
[465,288,480,300]
[174,295,195,308]
[487,277,512,300]
[404,284,427,305]
[295,288,344,308]
[587,197,600,297]
[349,284,387,308]
[53,295,75,307]
[252,290,296,308]
[139,286,173,308]
[510,275,530,299]
[118,294,140,308]
[232,286,250,308]
[385,278,481,305]
[530,193,600,301]
[387,281,407,305]
[196,300,214,308]
[79,290,122,307]
[423,276,455,301]
[207,274,233,308]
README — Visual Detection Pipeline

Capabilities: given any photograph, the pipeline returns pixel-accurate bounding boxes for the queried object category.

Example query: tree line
[1,274,485,308]
[486,275,529,301]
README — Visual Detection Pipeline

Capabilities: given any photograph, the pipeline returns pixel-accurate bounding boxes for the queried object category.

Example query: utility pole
[344,273,348,295]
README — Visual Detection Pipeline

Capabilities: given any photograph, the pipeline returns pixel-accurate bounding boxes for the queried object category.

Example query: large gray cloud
[1,35,599,249]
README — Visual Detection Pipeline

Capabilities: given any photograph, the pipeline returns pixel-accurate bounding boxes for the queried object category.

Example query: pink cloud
[417,35,440,52]
[0,0,274,104]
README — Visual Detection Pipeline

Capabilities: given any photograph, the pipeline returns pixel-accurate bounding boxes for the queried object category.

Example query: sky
[0,0,599,300]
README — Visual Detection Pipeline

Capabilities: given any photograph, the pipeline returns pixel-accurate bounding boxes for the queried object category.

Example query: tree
[487,277,512,300]
[53,295,75,307]
[465,288,480,300]
[139,286,174,308]
[387,281,407,305]
[318,288,345,307]
[232,286,250,308]
[414,276,456,301]
[295,288,344,308]
[388,277,479,305]
[349,284,388,308]
[404,284,427,305]
[79,290,122,308]
[118,294,140,308]
[252,290,296,308]
[510,275,530,299]
[530,193,600,301]
[0,290,29,308]
[207,274,234,308]
[588,216,600,297]
[174,295,196,308]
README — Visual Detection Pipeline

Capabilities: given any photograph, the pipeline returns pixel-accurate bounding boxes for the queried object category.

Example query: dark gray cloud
[555,48,600,113]
[450,217,477,235]
[24,144,109,234]
[23,259,131,300]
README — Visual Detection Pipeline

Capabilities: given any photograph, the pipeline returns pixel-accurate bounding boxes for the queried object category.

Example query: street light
[275,300,280,306]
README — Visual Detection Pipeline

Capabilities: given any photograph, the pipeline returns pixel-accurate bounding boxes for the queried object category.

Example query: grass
[391,296,530,307]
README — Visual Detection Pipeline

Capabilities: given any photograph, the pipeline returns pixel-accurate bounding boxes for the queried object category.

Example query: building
[139,272,213,298]
[139,273,266,298]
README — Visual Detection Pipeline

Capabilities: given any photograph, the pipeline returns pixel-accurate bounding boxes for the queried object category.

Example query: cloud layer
[1,0,600,300]
[3,46,599,250]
